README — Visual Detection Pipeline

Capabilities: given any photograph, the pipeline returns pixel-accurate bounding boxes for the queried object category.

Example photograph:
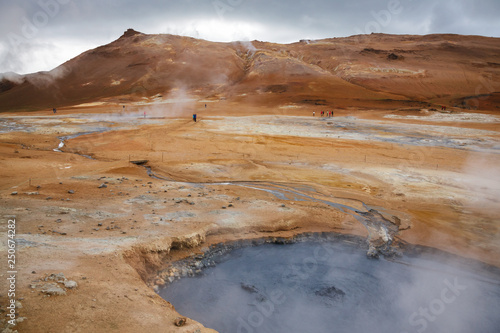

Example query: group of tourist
[314,111,334,117]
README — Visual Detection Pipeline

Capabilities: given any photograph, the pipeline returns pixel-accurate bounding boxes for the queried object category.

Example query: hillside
[0,29,499,112]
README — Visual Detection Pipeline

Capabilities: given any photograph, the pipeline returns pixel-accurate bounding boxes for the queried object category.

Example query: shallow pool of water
[160,239,500,333]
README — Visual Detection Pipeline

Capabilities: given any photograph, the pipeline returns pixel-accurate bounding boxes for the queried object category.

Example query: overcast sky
[1,0,499,75]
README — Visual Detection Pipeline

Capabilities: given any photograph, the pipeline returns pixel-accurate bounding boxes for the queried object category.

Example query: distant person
[144,111,146,118]
[205,104,207,109]
[53,108,56,114]
[313,111,315,117]
[193,114,197,122]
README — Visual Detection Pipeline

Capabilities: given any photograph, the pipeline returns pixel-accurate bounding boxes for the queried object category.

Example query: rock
[387,53,402,60]
[315,286,346,300]
[98,183,107,189]
[241,283,259,294]
[11,191,18,195]
[64,280,78,289]
[68,190,75,194]
[2,327,17,332]
[56,219,62,223]
[27,192,39,195]
[174,317,187,327]
[46,272,67,282]
[97,223,103,227]
[15,301,23,309]
[366,246,379,259]
[41,283,66,296]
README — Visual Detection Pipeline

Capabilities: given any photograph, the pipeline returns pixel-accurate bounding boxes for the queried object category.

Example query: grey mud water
[160,235,500,333]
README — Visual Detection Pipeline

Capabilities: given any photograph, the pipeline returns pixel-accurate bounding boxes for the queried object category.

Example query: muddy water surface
[160,238,500,333]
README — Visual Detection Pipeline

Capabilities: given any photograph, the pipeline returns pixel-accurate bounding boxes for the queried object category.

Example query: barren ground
[1,103,499,332]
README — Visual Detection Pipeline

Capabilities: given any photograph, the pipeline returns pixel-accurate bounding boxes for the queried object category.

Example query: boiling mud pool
[160,239,500,333]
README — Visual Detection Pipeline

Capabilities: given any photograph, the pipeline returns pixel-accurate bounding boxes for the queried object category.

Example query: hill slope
[0,29,499,112]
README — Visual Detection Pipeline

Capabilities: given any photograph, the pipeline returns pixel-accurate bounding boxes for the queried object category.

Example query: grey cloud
[426,0,500,36]
[0,0,499,74]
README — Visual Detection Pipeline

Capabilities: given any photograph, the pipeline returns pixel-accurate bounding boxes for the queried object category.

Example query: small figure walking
[144,111,146,119]
[193,114,197,122]
[53,108,56,114]
[313,111,315,117]
[205,104,207,109]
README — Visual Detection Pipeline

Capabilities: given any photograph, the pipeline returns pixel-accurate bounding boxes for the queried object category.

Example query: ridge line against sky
[1,0,499,75]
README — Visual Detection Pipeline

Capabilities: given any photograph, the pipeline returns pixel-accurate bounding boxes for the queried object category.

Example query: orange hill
[0,29,499,112]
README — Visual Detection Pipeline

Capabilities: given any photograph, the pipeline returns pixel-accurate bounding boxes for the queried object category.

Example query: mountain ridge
[1,30,499,112]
